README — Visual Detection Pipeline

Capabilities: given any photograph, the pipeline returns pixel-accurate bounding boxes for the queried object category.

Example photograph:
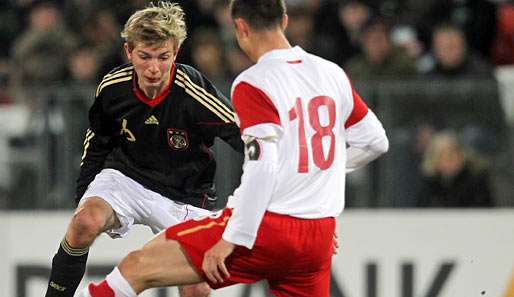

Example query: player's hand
[202,239,235,284]
[333,232,339,255]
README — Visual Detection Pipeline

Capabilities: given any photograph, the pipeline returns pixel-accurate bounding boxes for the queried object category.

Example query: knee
[118,250,150,292]
[179,283,211,297]
[120,250,144,272]
[68,200,110,246]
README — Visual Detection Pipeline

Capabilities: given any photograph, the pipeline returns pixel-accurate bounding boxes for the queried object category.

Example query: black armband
[245,138,261,161]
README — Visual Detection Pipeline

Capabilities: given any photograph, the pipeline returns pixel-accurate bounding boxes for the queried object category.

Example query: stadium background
[0,0,513,296]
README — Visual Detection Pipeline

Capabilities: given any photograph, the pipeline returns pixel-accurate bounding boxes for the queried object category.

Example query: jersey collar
[132,63,176,107]
[257,46,305,64]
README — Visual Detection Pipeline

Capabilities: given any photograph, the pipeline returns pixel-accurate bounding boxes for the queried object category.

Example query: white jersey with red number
[229,46,383,219]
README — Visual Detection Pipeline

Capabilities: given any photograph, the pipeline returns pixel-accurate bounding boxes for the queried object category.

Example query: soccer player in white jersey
[77,0,388,296]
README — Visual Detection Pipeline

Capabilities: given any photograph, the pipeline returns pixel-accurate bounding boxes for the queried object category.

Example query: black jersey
[77,63,243,210]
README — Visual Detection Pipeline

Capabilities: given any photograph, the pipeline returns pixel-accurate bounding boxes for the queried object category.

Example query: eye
[159,56,170,61]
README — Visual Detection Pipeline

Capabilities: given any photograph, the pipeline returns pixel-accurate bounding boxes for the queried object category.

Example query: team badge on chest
[167,129,189,150]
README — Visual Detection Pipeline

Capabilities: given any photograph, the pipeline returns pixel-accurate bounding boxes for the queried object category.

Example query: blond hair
[421,131,488,176]
[421,131,463,176]
[121,1,187,50]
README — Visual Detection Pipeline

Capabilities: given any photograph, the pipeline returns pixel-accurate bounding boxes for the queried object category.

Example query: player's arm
[75,92,117,203]
[223,134,278,248]
[205,85,244,154]
[344,87,388,173]
[221,81,282,249]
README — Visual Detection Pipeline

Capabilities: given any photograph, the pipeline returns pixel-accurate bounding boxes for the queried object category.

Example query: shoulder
[174,63,224,94]
[95,63,134,98]
[174,63,226,99]
[174,63,234,120]
[175,63,206,84]
[231,63,267,93]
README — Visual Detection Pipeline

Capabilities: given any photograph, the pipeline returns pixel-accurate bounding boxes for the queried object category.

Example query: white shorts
[79,169,211,238]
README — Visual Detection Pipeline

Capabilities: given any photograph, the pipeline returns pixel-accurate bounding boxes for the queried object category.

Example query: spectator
[0,1,23,58]
[492,2,514,65]
[390,25,434,73]
[417,0,497,60]
[79,8,124,78]
[190,28,231,93]
[345,17,417,80]
[225,44,252,79]
[66,46,101,84]
[211,0,236,46]
[11,0,77,87]
[286,5,315,51]
[418,131,493,207]
[312,0,373,66]
[426,23,493,78]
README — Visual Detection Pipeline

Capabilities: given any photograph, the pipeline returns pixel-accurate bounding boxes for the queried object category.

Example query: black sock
[45,239,89,297]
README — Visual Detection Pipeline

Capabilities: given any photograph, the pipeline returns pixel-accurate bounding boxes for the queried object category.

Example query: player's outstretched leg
[45,198,118,297]
[77,232,204,297]
[45,238,89,297]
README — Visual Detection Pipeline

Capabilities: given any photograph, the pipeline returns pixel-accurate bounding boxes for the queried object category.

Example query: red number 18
[288,96,336,173]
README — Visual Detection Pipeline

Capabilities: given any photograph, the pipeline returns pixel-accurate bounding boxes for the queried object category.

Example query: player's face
[125,40,177,95]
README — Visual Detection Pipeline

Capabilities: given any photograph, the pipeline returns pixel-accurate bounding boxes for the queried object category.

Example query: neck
[138,75,170,99]
[141,86,160,99]
[249,29,292,62]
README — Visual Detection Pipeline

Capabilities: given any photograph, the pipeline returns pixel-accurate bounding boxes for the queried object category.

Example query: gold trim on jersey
[176,215,230,237]
[96,70,133,97]
[175,69,235,123]
[104,65,134,79]
[80,129,95,166]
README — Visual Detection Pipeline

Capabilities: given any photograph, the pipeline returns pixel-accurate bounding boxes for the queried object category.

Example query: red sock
[88,280,115,297]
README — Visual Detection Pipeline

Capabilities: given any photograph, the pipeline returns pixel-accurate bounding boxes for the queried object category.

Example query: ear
[234,18,250,39]
[123,42,132,60]
[281,14,289,30]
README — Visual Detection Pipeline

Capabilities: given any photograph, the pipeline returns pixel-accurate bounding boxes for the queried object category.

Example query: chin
[145,80,162,86]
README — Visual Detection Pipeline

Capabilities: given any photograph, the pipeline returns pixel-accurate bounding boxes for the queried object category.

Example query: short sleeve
[232,81,282,138]
[344,87,369,128]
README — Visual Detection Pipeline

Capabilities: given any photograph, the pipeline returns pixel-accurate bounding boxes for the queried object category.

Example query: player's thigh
[268,268,331,297]
[144,194,211,233]
[120,232,203,290]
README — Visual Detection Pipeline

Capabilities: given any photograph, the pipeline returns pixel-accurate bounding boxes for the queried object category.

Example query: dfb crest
[167,129,189,150]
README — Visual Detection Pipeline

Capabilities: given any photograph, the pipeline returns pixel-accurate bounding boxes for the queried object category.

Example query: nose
[148,59,159,73]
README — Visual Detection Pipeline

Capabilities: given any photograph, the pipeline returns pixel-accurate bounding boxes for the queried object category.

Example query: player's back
[233,46,357,219]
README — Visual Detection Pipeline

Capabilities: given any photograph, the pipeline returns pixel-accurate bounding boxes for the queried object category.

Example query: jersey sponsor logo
[144,115,159,125]
[167,128,189,150]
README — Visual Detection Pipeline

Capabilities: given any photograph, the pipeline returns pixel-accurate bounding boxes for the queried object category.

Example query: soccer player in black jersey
[45,2,243,297]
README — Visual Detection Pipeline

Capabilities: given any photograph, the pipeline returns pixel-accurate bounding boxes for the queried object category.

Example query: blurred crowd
[0,0,513,98]
[0,0,513,209]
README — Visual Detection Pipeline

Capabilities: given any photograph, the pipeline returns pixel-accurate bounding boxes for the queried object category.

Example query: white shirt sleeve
[223,136,278,249]
[345,110,389,173]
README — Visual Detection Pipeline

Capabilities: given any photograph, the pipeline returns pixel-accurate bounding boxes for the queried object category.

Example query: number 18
[288,96,336,173]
